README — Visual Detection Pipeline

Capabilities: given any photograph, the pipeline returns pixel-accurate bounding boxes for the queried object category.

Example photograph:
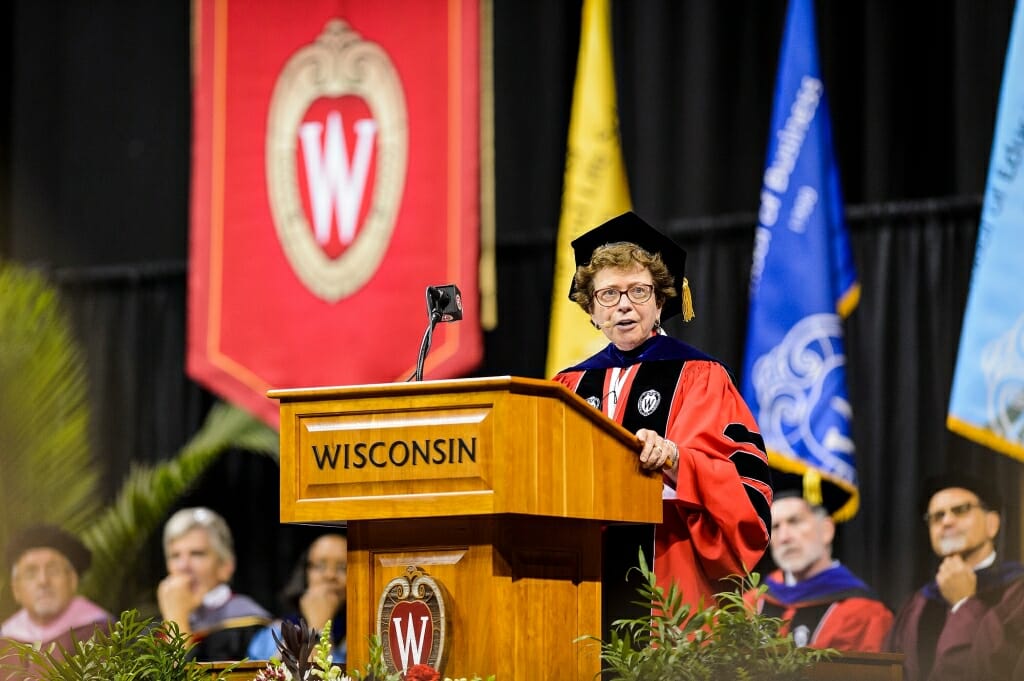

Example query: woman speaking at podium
[551,211,773,611]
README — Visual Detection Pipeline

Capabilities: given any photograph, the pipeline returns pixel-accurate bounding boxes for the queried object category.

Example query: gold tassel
[803,469,823,507]
[681,278,695,322]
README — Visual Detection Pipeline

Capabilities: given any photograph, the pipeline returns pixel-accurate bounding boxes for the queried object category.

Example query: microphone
[412,284,464,381]
[427,284,463,322]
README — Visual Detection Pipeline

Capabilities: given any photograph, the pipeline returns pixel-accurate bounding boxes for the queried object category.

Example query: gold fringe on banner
[478,0,497,330]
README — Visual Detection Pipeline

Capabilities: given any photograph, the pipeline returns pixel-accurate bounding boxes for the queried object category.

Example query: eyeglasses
[308,561,347,575]
[593,284,655,307]
[923,502,985,526]
[14,562,71,582]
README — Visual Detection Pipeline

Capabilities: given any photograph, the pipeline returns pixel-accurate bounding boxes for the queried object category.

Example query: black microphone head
[428,283,463,322]
[427,286,447,307]
[415,283,464,382]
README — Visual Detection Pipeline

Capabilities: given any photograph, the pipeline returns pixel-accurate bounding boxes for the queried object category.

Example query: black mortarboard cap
[771,469,854,520]
[921,472,1003,515]
[569,212,691,321]
[5,524,92,574]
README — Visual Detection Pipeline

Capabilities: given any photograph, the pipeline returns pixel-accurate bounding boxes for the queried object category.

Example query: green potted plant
[1,609,237,681]
[584,550,836,680]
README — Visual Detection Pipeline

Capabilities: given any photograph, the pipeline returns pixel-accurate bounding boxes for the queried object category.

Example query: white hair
[162,507,234,563]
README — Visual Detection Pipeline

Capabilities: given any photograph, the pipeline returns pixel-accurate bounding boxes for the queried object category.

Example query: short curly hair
[570,242,677,314]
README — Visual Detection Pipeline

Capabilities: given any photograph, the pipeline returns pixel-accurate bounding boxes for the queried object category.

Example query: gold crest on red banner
[266,19,408,302]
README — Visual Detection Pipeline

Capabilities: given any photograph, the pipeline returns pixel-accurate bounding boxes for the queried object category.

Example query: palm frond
[0,263,98,532]
[78,401,279,612]
[0,262,96,614]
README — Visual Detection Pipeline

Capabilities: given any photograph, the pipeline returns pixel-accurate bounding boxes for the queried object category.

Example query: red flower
[404,663,440,681]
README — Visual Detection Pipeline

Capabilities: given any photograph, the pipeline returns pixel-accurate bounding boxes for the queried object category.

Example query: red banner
[189,0,482,425]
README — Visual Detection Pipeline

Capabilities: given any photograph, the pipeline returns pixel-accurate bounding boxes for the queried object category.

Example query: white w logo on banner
[299,110,378,246]
[391,612,430,672]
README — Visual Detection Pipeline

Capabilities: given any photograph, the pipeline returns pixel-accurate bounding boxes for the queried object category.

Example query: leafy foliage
[335,634,401,681]
[310,622,343,681]
[256,620,346,681]
[583,550,836,681]
[261,631,406,681]
[0,263,97,603]
[274,619,319,680]
[0,609,236,681]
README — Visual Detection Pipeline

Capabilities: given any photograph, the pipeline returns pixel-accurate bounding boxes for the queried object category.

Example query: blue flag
[948,0,1024,461]
[742,0,860,520]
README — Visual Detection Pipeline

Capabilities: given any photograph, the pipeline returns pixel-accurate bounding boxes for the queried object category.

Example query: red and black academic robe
[757,565,893,652]
[553,334,773,610]
[885,560,1024,681]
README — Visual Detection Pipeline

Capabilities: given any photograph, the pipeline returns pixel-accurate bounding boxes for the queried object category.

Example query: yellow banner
[544,0,631,378]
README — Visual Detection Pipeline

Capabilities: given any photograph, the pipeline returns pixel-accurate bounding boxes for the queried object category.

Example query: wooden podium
[269,376,661,680]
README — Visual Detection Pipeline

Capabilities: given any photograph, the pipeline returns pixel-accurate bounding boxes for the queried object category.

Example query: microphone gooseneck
[413,317,438,381]
[411,283,464,381]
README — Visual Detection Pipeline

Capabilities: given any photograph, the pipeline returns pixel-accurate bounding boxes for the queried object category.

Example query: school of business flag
[544,0,632,378]
[741,0,861,520]
[948,0,1024,461]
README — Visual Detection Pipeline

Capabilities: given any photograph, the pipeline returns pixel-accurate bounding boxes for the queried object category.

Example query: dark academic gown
[885,560,1024,681]
[188,591,272,662]
[553,335,773,611]
[757,565,893,652]
[965,577,1024,681]
[189,621,269,663]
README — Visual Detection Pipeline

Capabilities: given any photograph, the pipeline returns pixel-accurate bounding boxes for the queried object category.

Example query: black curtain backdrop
[2,0,1021,619]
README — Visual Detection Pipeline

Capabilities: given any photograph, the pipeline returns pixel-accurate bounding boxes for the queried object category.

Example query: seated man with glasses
[1,525,113,673]
[885,474,1024,681]
[246,532,348,663]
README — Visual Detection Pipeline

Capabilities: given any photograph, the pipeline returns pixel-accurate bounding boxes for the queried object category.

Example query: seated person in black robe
[156,507,270,661]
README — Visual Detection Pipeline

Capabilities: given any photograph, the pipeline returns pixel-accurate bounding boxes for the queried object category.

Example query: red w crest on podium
[378,566,450,674]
